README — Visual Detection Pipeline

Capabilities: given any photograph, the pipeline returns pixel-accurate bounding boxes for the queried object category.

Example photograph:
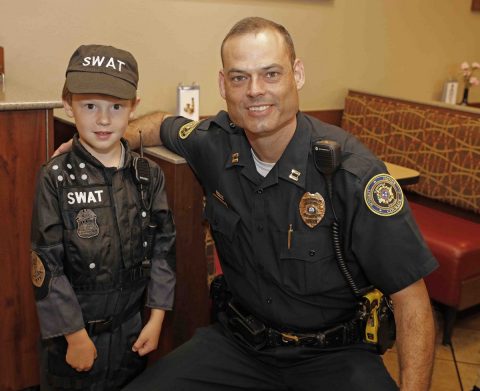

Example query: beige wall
[2,0,480,118]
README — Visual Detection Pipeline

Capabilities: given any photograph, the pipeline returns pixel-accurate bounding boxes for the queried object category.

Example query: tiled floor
[382,304,480,390]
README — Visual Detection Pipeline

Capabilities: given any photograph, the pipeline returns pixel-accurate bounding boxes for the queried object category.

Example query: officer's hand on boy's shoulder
[52,138,73,157]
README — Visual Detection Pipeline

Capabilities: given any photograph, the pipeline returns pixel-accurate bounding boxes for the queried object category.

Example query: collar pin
[289,169,301,182]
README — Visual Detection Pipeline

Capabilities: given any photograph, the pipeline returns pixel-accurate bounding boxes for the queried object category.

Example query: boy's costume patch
[31,251,51,300]
[364,174,404,216]
[76,209,99,238]
[31,251,46,288]
[63,186,110,209]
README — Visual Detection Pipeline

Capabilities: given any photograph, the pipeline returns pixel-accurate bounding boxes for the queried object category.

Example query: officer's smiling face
[63,94,138,159]
[219,28,305,141]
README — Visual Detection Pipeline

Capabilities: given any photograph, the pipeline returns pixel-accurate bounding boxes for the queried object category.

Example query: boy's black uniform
[31,135,176,390]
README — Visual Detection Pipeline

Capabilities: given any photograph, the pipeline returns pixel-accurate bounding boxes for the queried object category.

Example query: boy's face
[63,93,139,156]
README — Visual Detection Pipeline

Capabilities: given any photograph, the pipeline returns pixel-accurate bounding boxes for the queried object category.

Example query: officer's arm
[124,111,172,150]
[390,279,435,391]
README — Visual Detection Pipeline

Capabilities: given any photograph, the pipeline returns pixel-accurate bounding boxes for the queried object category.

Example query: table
[384,162,420,186]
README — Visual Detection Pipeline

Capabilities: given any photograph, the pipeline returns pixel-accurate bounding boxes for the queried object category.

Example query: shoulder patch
[31,251,52,300]
[179,120,201,139]
[31,251,46,288]
[364,174,404,216]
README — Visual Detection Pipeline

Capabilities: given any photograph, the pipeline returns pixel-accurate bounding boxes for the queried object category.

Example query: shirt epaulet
[341,153,381,182]
[196,118,213,131]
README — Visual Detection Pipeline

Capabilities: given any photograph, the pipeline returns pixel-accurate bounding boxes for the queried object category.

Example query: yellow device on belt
[363,289,383,344]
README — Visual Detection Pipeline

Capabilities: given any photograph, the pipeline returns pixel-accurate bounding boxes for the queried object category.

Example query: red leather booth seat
[409,200,480,342]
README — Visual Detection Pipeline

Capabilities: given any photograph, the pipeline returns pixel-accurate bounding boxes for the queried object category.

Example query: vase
[460,87,469,105]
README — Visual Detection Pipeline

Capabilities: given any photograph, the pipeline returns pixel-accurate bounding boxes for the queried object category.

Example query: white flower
[460,61,480,88]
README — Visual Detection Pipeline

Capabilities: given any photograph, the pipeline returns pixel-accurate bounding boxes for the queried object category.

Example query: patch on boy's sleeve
[363,174,404,217]
[31,251,51,300]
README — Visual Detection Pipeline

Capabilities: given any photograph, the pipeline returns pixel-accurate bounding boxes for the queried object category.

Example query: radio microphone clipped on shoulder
[312,139,342,177]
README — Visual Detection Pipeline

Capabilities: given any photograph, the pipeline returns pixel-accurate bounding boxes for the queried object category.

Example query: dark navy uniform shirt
[161,111,437,331]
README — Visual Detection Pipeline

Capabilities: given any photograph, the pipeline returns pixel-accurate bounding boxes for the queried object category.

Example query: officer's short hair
[221,17,296,67]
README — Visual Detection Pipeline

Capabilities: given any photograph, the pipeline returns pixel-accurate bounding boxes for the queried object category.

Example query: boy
[30,44,176,390]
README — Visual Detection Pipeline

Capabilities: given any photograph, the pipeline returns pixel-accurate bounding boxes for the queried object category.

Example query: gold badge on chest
[299,192,326,228]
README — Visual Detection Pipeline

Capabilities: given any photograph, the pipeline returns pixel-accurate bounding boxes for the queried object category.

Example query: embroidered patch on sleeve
[31,251,46,288]
[364,174,404,216]
[179,120,201,139]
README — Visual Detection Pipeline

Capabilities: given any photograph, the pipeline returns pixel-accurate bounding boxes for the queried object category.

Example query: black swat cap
[65,44,138,99]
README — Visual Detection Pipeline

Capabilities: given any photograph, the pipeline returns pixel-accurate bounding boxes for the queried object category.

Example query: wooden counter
[0,81,62,390]
[143,146,211,361]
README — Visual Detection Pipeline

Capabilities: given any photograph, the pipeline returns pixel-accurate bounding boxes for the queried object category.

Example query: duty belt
[222,299,364,349]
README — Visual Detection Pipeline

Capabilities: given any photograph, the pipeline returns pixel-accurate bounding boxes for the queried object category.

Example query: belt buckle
[281,332,300,345]
[87,317,113,335]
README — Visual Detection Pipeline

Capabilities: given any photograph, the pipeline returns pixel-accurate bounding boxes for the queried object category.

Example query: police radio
[312,139,396,354]
[313,140,342,177]
[132,130,152,211]
[132,130,151,186]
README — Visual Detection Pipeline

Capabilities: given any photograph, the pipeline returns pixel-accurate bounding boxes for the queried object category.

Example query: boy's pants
[40,313,146,391]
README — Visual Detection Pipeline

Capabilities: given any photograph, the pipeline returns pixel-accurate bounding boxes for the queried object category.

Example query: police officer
[57,17,437,391]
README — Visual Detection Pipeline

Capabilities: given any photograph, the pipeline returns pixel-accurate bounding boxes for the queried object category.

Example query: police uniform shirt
[161,111,437,331]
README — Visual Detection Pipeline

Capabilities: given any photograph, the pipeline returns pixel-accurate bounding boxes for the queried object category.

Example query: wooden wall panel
[0,109,53,390]
[145,156,211,362]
